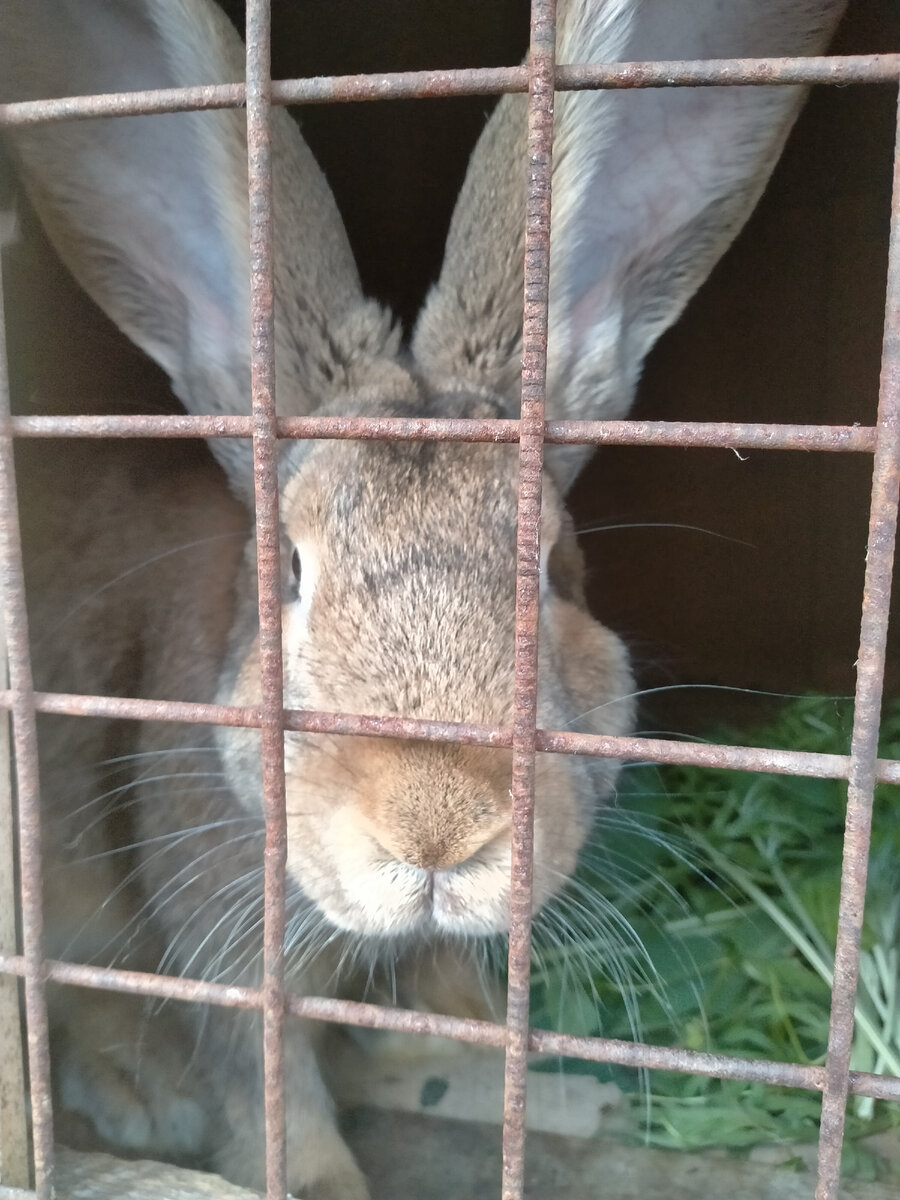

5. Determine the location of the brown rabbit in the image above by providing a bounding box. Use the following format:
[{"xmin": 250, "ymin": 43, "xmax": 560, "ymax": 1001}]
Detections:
[{"xmin": 1, "ymin": 0, "xmax": 846, "ymax": 1195}]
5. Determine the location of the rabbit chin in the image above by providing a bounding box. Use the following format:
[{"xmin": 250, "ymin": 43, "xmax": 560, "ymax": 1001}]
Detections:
[{"xmin": 287, "ymin": 816, "xmax": 568, "ymax": 939}]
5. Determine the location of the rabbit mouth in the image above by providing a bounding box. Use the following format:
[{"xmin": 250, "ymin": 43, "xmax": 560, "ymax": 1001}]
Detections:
[
  {"xmin": 290, "ymin": 800, "xmax": 576, "ymax": 939},
  {"xmin": 305, "ymin": 852, "xmax": 545, "ymax": 940},
  {"xmin": 428, "ymin": 865, "xmax": 507, "ymax": 935}
]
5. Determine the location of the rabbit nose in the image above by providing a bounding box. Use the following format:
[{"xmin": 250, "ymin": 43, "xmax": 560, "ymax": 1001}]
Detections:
[
  {"xmin": 371, "ymin": 745, "xmax": 512, "ymax": 871},
  {"xmin": 388, "ymin": 838, "xmax": 467, "ymax": 873},
  {"xmin": 374, "ymin": 819, "xmax": 505, "ymax": 873}
]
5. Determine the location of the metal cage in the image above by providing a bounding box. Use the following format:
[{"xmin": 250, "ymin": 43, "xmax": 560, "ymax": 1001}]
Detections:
[{"xmin": 1, "ymin": 2, "xmax": 899, "ymax": 1198}]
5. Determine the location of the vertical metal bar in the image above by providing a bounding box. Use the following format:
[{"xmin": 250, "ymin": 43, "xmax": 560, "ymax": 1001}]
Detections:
[
  {"xmin": 0, "ymin": 233, "xmax": 53, "ymax": 1195},
  {"xmin": 245, "ymin": 3, "xmax": 288, "ymax": 1198},
  {"xmin": 815, "ymin": 84, "xmax": 900, "ymax": 1200},
  {"xmin": 501, "ymin": 2, "xmax": 556, "ymax": 1198},
  {"xmin": 0, "ymin": 609, "xmax": 30, "ymax": 1190}
]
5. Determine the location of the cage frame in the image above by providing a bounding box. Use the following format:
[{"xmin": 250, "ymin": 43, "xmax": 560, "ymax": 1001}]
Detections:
[{"xmin": 0, "ymin": 2, "xmax": 899, "ymax": 1199}]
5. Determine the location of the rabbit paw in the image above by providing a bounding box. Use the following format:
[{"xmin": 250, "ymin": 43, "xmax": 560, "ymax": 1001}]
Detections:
[{"xmin": 55, "ymin": 1000, "xmax": 208, "ymax": 1160}]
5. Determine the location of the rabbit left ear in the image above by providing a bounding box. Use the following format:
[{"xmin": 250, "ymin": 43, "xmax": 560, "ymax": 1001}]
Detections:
[
  {"xmin": 413, "ymin": 0, "xmax": 847, "ymax": 489},
  {"xmin": 0, "ymin": 0, "xmax": 401, "ymax": 501}
]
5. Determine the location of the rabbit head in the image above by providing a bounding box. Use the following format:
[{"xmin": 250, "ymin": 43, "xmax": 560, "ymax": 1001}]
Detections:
[
  {"xmin": 1, "ymin": 0, "xmax": 846, "ymax": 949},
  {"xmin": 215, "ymin": 389, "xmax": 632, "ymax": 937}
]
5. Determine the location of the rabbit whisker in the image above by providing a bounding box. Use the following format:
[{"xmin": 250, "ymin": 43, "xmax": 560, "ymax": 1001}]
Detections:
[{"xmin": 576, "ymin": 520, "xmax": 755, "ymax": 549}]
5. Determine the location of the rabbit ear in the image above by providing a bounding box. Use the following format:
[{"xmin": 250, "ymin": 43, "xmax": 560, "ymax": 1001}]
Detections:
[
  {"xmin": 413, "ymin": 0, "xmax": 846, "ymax": 488},
  {"xmin": 0, "ymin": 0, "xmax": 398, "ymax": 499}
]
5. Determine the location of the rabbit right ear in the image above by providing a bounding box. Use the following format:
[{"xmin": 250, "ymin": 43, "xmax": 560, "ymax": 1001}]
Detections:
[
  {"xmin": 0, "ymin": 0, "xmax": 399, "ymax": 500},
  {"xmin": 413, "ymin": 0, "xmax": 847, "ymax": 489}
]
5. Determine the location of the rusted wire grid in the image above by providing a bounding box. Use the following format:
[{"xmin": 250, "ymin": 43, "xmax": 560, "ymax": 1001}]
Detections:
[
  {"xmin": 0, "ymin": 529, "xmax": 895, "ymax": 1167},
  {"xmin": 501, "ymin": 2, "xmax": 556, "ymax": 1196},
  {"xmin": 814, "ymin": 82, "xmax": 900, "ymax": 1200},
  {"xmin": 1, "ymin": 688, "xmax": 899, "ymax": 785},
  {"xmin": 0, "ymin": 228, "xmax": 54, "ymax": 1196},
  {"xmin": 0, "ymin": 951, "xmax": 897, "ymax": 1104},
  {"xmin": 0, "ymin": 22, "xmax": 897, "ymax": 1200},
  {"xmin": 5, "ymin": 412, "xmax": 881, "ymax": 452},
  {"xmin": 0, "ymin": 54, "xmax": 899, "ymax": 129},
  {"xmin": 244, "ymin": 2, "xmax": 289, "ymax": 1197}
]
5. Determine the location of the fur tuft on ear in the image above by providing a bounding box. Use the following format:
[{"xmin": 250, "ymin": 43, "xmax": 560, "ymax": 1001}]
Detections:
[
  {"xmin": 0, "ymin": 0, "xmax": 400, "ymax": 501},
  {"xmin": 413, "ymin": 0, "xmax": 846, "ymax": 489}
]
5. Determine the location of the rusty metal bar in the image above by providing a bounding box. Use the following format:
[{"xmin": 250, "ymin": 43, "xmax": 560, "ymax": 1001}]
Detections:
[
  {"xmin": 0, "ymin": 83, "xmax": 246, "ymax": 126},
  {"xmin": 544, "ymin": 419, "xmax": 876, "ymax": 452},
  {"xmin": 556, "ymin": 54, "xmax": 900, "ymax": 90},
  {"xmin": 0, "ymin": 952, "xmax": 897, "ymax": 1105},
  {"xmin": 502, "ymin": 4, "xmax": 556, "ymax": 1196},
  {"xmin": 0, "ymin": 576, "xmax": 29, "ymax": 1191},
  {"xmin": 6, "ymin": 412, "xmax": 879, "ymax": 453},
  {"xmin": 0, "ymin": 954, "xmax": 260, "ymax": 1010},
  {"xmin": 527, "ymin": 1028, "xmax": 899, "ymax": 1103},
  {"xmin": 815, "ymin": 84, "xmax": 900, "ymax": 1200},
  {"xmin": 245, "ymin": 2, "xmax": 289, "ymax": 1197},
  {"xmin": 1, "ymin": 687, "xmax": 899, "ymax": 784},
  {"xmin": 0, "ymin": 216, "xmax": 53, "ymax": 1197},
  {"xmin": 277, "ymin": 54, "xmax": 900, "ymax": 99},
  {"xmin": 1, "ymin": 54, "xmax": 899, "ymax": 129}
]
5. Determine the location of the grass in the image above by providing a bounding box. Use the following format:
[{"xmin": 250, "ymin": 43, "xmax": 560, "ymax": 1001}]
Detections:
[{"xmin": 529, "ymin": 697, "xmax": 900, "ymax": 1177}]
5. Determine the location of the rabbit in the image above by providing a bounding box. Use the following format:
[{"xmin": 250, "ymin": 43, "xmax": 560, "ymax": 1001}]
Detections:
[{"xmin": 0, "ymin": 0, "xmax": 847, "ymax": 1195}]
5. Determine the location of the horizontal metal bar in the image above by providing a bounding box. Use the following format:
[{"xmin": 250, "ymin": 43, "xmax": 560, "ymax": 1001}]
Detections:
[
  {"xmin": 5, "ymin": 687, "xmax": 899, "ymax": 784},
  {"xmin": 6, "ymin": 414, "xmax": 879, "ymax": 452},
  {"xmin": 529, "ymin": 1029, "xmax": 900, "ymax": 1104},
  {"xmin": 1, "ymin": 55, "xmax": 898, "ymax": 128},
  {"xmin": 547, "ymin": 420, "xmax": 876, "ymax": 452},
  {"xmin": 558, "ymin": 54, "xmax": 900, "ymax": 89},
  {"xmin": 0, "ymin": 954, "xmax": 896, "ymax": 1103},
  {"xmin": 538, "ymin": 729, "xmax": 900, "ymax": 786},
  {"xmin": 0, "ymin": 955, "xmax": 261, "ymax": 1009}
]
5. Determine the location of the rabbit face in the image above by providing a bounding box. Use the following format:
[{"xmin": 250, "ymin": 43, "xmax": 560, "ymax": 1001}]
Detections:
[{"xmin": 216, "ymin": 395, "xmax": 634, "ymax": 938}]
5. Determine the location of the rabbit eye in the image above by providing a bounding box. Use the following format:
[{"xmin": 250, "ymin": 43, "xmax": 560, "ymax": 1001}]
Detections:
[{"xmin": 291, "ymin": 547, "xmax": 301, "ymax": 586}]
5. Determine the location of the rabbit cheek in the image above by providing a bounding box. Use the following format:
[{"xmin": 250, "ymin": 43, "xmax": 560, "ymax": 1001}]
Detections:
[
  {"xmin": 305, "ymin": 805, "xmax": 431, "ymax": 936},
  {"xmin": 530, "ymin": 765, "xmax": 583, "ymax": 901},
  {"xmin": 550, "ymin": 601, "xmax": 635, "ymax": 741}
]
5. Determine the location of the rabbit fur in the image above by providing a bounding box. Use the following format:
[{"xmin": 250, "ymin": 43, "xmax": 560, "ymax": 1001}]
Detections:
[{"xmin": 1, "ymin": 0, "xmax": 846, "ymax": 1195}]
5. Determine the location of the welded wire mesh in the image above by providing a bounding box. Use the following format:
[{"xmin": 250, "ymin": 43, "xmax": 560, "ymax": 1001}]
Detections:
[{"xmin": 0, "ymin": 2, "xmax": 898, "ymax": 1199}]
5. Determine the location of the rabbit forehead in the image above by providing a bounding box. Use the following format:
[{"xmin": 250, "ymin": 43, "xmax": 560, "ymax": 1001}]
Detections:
[
  {"xmin": 278, "ymin": 441, "xmax": 564, "ymax": 726},
  {"xmin": 279, "ymin": 384, "xmax": 566, "ymax": 557},
  {"xmin": 282, "ymin": 436, "xmax": 522, "ymax": 552}
]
